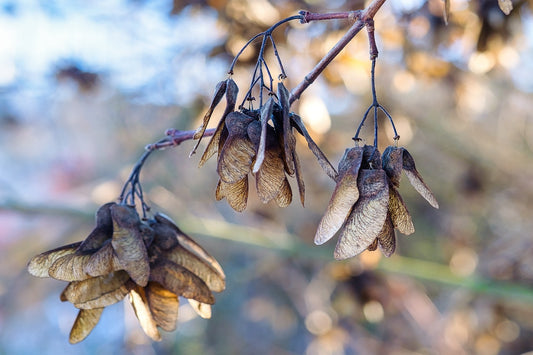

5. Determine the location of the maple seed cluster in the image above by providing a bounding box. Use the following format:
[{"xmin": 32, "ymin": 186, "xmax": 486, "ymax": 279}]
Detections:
[
  {"xmin": 28, "ymin": 202, "xmax": 225, "ymax": 343},
  {"xmin": 314, "ymin": 145, "xmax": 439, "ymax": 260},
  {"xmin": 192, "ymin": 78, "xmax": 326, "ymax": 211}
]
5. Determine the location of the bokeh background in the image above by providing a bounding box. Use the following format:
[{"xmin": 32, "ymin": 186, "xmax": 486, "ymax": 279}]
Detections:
[{"xmin": 1, "ymin": 0, "xmax": 533, "ymax": 354}]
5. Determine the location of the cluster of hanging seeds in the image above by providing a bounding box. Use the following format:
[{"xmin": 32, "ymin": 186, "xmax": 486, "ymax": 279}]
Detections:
[{"xmin": 27, "ymin": 8, "xmax": 439, "ymax": 344}]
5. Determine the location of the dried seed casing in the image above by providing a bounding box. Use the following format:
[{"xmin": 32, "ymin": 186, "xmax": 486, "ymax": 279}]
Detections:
[
  {"xmin": 69, "ymin": 308, "xmax": 104, "ymax": 344},
  {"xmin": 110, "ymin": 204, "xmax": 150, "ymax": 287},
  {"xmin": 217, "ymin": 112, "xmax": 256, "ymax": 184},
  {"xmin": 315, "ymin": 147, "xmax": 363, "ymax": 246},
  {"xmin": 146, "ymin": 282, "xmax": 179, "ymax": 331},
  {"xmin": 27, "ymin": 242, "xmax": 82, "ymax": 278},
  {"xmin": 334, "ymin": 169, "xmax": 389, "ymax": 260},
  {"xmin": 149, "ymin": 260, "xmax": 215, "ymax": 304}
]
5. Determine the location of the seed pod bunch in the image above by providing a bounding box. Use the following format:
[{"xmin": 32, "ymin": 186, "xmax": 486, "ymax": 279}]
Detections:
[
  {"xmin": 197, "ymin": 80, "xmax": 336, "ymax": 211},
  {"xmin": 314, "ymin": 145, "xmax": 438, "ymax": 260},
  {"xmin": 28, "ymin": 203, "xmax": 225, "ymax": 343}
]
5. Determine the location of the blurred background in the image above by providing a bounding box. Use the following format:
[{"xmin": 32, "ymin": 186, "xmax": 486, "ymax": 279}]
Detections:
[{"xmin": 1, "ymin": 0, "xmax": 533, "ymax": 354}]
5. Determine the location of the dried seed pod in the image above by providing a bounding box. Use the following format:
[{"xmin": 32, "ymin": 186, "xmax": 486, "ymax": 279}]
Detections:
[
  {"xmin": 139, "ymin": 224, "xmax": 155, "ymax": 247},
  {"xmin": 388, "ymin": 186, "xmax": 415, "ymax": 235},
  {"xmin": 274, "ymin": 177, "xmax": 292, "ymax": 208},
  {"xmin": 253, "ymin": 97, "xmax": 274, "ymax": 173},
  {"xmin": 338, "ymin": 147, "xmax": 363, "ymax": 178},
  {"xmin": 48, "ymin": 253, "xmax": 93, "ymax": 282},
  {"xmin": 198, "ymin": 78, "xmax": 238, "ymax": 164},
  {"xmin": 154, "ymin": 214, "xmax": 225, "ymax": 280},
  {"xmin": 362, "ymin": 145, "xmax": 382, "ymax": 169},
  {"xmin": 382, "ymin": 146, "xmax": 438, "ymax": 209},
  {"xmin": 129, "ymin": 285, "xmax": 161, "ymax": 341},
  {"xmin": 215, "ymin": 177, "xmax": 248, "ymax": 212},
  {"xmin": 149, "ymin": 260, "xmax": 215, "ymax": 304},
  {"xmin": 291, "ymin": 113, "xmax": 338, "ymax": 181},
  {"xmin": 27, "ymin": 242, "xmax": 81, "ymax": 278},
  {"xmin": 382, "ymin": 146, "xmax": 403, "ymax": 187},
  {"xmin": 334, "ymin": 169, "xmax": 389, "ymax": 260},
  {"xmin": 292, "ymin": 149, "xmax": 305, "ymax": 206},
  {"xmin": 150, "ymin": 221, "xmax": 180, "ymax": 250},
  {"xmin": 146, "ymin": 282, "xmax": 179, "ymax": 331},
  {"xmin": 278, "ymin": 82, "xmax": 296, "ymax": 175},
  {"xmin": 61, "ymin": 270, "xmax": 133, "ymax": 309},
  {"xmin": 199, "ymin": 117, "xmax": 227, "ymax": 167},
  {"xmin": 188, "ymin": 299, "xmax": 212, "ymax": 319},
  {"xmin": 315, "ymin": 147, "xmax": 363, "ymax": 246},
  {"xmin": 193, "ymin": 80, "xmax": 227, "ymax": 141},
  {"xmin": 217, "ymin": 112, "xmax": 256, "ymax": 184},
  {"xmin": 163, "ymin": 244, "xmax": 226, "ymax": 292},
  {"xmin": 84, "ymin": 240, "xmax": 122, "ymax": 277},
  {"xmin": 377, "ymin": 213, "xmax": 396, "ymax": 257},
  {"xmin": 401, "ymin": 149, "xmax": 439, "ymax": 209},
  {"xmin": 78, "ymin": 202, "xmax": 115, "ymax": 252},
  {"xmin": 69, "ymin": 308, "xmax": 104, "ymax": 344},
  {"xmin": 248, "ymin": 120, "xmax": 287, "ymax": 203},
  {"xmin": 110, "ymin": 204, "xmax": 150, "ymax": 287}
]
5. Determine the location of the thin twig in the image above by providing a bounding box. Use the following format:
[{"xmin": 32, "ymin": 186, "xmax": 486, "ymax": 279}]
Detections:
[{"xmin": 290, "ymin": 0, "xmax": 388, "ymax": 104}]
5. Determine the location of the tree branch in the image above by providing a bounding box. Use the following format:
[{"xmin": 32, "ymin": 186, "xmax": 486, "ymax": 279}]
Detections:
[{"xmin": 289, "ymin": 0, "xmax": 388, "ymax": 104}]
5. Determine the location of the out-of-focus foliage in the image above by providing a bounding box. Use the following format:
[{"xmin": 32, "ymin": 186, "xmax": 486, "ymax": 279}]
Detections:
[{"xmin": 2, "ymin": 0, "xmax": 533, "ymax": 354}]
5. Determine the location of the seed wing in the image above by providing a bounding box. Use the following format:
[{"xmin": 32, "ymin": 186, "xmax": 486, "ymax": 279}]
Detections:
[
  {"xmin": 163, "ymin": 244, "xmax": 225, "ymax": 292},
  {"xmin": 61, "ymin": 271, "xmax": 133, "ymax": 309},
  {"xmin": 27, "ymin": 242, "xmax": 81, "ymax": 278},
  {"xmin": 188, "ymin": 299, "xmax": 212, "ymax": 319},
  {"xmin": 334, "ymin": 169, "xmax": 389, "ymax": 260},
  {"xmin": 149, "ymin": 260, "xmax": 215, "ymax": 304},
  {"xmin": 48, "ymin": 253, "xmax": 92, "ymax": 281},
  {"xmin": 377, "ymin": 213, "xmax": 396, "ymax": 257},
  {"xmin": 129, "ymin": 285, "xmax": 161, "ymax": 341},
  {"xmin": 69, "ymin": 308, "xmax": 104, "ymax": 344},
  {"xmin": 146, "ymin": 282, "xmax": 179, "ymax": 331},
  {"xmin": 315, "ymin": 147, "xmax": 363, "ymax": 245},
  {"xmin": 111, "ymin": 205, "xmax": 150, "ymax": 287},
  {"xmin": 402, "ymin": 149, "xmax": 439, "ymax": 209},
  {"xmin": 388, "ymin": 186, "xmax": 415, "ymax": 235},
  {"xmin": 216, "ymin": 177, "xmax": 248, "ymax": 212}
]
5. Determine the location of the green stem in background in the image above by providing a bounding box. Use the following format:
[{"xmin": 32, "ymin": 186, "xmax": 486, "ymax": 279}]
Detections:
[{"xmin": 9, "ymin": 201, "xmax": 533, "ymax": 305}]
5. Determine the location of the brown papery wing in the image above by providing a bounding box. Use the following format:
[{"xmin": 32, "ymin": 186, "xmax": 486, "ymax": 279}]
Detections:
[
  {"xmin": 149, "ymin": 260, "xmax": 215, "ymax": 304},
  {"xmin": 188, "ymin": 299, "xmax": 212, "ymax": 319},
  {"xmin": 250, "ymin": 123, "xmax": 286, "ymax": 203},
  {"xmin": 377, "ymin": 213, "xmax": 396, "ymax": 257},
  {"xmin": 314, "ymin": 147, "xmax": 363, "ymax": 246},
  {"xmin": 274, "ymin": 177, "xmax": 293, "ymax": 208},
  {"xmin": 402, "ymin": 149, "xmax": 439, "ymax": 209},
  {"xmin": 291, "ymin": 114, "xmax": 338, "ymax": 181},
  {"xmin": 192, "ymin": 79, "xmax": 227, "ymax": 141},
  {"xmin": 193, "ymin": 78, "xmax": 238, "ymax": 157},
  {"xmin": 69, "ymin": 308, "xmax": 104, "ymax": 344},
  {"xmin": 388, "ymin": 186, "xmax": 415, "ymax": 235},
  {"xmin": 48, "ymin": 253, "xmax": 92, "ymax": 281},
  {"xmin": 217, "ymin": 113, "xmax": 255, "ymax": 184},
  {"xmin": 293, "ymin": 149, "xmax": 305, "ymax": 206},
  {"xmin": 334, "ymin": 169, "xmax": 389, "ymax": 260},
  {"xmin": 110, "ymin": 205, "xmax": 150, "ymax": 287},
  {"xmin": 163, "ymin": 244, "xmax": 226, "ymax": 292},
  {"xmin": 252, "ymin": 97, "xmax": 274, "ymax": 173},
  {"xmin": 129, "ymin": 285, "xmax": 161, "ymax": 341},
  {"xmin": 381, "ymin": 146, "xmax": 403, "ymax": 187},
  {"xmin": 27, "ymin": 242, "xmax": 81, "ymax": 278},
  {"xmin": 84, "ymin": 241, "xmax": 122, "ymax": 277},
  {"xmin": 154, "ymin": 215, "xmax": 225, "ymax": 280},
  {"xmin": 146, "ymin": 282, "xmax": 179, "ymax": 331},
  {"xmin": 216, "ymin": 177, "xmax": 248, "ymax": 212},
  {"xmin": 61, "ymin": 271, "xmax": 133, "ymax": 309}
]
